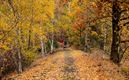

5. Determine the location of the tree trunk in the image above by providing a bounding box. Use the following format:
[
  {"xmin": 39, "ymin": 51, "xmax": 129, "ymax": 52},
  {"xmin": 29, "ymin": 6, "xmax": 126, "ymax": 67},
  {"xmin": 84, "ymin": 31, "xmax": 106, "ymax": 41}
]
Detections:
[
  {"xmin": 28, "ymin": 28, "xmax": 32, "ymax": 49},
  {"xmin": 40, "ymin": 37, "xmax": 44, "ymax": 56},
  {"xmin": 104, "ymin": 25, "xmax": 107, "ymax": 51},
  {"xmin": 17, "ymin": 47, "xmax": 22, "ymax": 73},
  {"xmin": 51, "ymin": 34, "xmax": 54, "ymax": 53},
  {"xmin": 16, "ymin": 27, "xmax": 22, "ymax": 73},
  {"xmin": 40, "ymin": 23, "xmax": 45, "ymax": 56},
  {"xmin": 44, "ymin": 43, "xmax": 47, "ymax": 54},
  {"xmin": 28, "ymin": 0, "xmax": 34, "ymax": 50},
  {"xmin": 7, "ymin": 0, "xmax": 23, "ymax": 73},
  {"xmin": 84, "ymin": 33, "xmax": 88, "ymax": 51},
  {"xmin": 110, "ymin": 0, "xmax": 121, "ymax": 64}
]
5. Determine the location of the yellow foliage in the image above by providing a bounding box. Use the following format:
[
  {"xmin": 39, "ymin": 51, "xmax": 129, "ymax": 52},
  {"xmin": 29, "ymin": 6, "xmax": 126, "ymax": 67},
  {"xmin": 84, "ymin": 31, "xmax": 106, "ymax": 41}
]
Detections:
[
  {"xmin": 91, "ymin": 31, "xmax": 98, "ymax": 36},
  {"xmin": 0, "ymin": 44, "xmax": 10, "ymax": 50}
]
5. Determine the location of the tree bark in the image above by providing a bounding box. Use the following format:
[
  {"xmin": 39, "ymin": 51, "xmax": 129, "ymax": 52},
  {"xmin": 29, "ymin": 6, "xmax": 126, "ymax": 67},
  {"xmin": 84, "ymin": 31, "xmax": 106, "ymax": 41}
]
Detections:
[
  {"xmin": 40, "ymin": 37, "xmax": 45, "ymax": 56},
  {"xmin": 15, "ymin": 27, "xmax": 22, "ymax": 73},
  {"xmin": 28, "ymin": 27, "xmax": 32, "ymax": 49},
  {"xmin": 51, "ymin": 34, "xmax": 54, "ymax": 53},
  {"xmin": 110, "ymin": 0, "xmax": 121, "ymax": 64},
  {"xmin": 7, "ymin": 0, "xmax": 23, "ymax": 73},
  {"xmin": 28, "ymin": 0, "xmax": 34, "ymax": 50},
  {"xmin": 103, "ymin": 25, "xmax": 107, "ymax": 51},
  {"xmin": 84, "ymin": 33, "xmax": 88, "ymax": 52},
  {"xmin": 39, "ymin": 23, "xmax": 45, "ymax": 56}
]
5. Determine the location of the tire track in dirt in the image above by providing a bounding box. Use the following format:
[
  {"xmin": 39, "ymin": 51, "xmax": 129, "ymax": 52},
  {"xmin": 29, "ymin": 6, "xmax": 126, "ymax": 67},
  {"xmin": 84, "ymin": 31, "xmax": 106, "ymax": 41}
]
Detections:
[{"xmin": 62, "ymin": 50, "xmax": 79, "ymax": 80}]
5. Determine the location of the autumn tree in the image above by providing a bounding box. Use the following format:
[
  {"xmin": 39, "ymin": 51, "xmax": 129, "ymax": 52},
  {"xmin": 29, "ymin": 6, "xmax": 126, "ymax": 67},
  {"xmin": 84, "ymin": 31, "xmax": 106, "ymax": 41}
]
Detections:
[
  {"xmin": 94, "ymin": 0, "xmax": 129, "ymax": 64},
  {"xmin": 110, "ymin": 0, "xmax": 129, "ymax": 64}
]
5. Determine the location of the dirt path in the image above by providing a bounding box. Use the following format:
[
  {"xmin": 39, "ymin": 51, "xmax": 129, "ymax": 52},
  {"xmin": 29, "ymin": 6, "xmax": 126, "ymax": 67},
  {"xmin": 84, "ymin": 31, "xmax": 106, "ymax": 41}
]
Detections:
[
  {"xmin": 62, "ymin": 50, "xmax": 78, "ymax": 80},
  {"xmin": 5, "ymin": 49, "xmax": 126, "ymax": 80}
]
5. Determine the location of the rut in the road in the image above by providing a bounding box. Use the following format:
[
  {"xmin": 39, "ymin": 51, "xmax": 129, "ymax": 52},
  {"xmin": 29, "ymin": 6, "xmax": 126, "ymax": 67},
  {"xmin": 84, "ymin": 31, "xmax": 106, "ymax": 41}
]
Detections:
[{"xmin": 62, "ymin": 50, "xmax": 78, "ymax": 80}]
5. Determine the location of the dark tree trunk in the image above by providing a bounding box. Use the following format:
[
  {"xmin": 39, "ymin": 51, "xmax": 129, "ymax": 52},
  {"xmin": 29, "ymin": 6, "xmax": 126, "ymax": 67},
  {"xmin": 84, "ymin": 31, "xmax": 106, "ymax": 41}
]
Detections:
[
  {"xmin": 28, "ymin": 0, "xmax": 34, "ymax": 50},
  {"xmin": 110, "ymin": 0, "xmax": 121, "ymax": 64},
  {"xmin": 28, "ymin": 28, "xmax": 32, "ymax": 50},
  {"xmin": 100, "ymin": 40, "xmax": 104, "ymax": 50}
]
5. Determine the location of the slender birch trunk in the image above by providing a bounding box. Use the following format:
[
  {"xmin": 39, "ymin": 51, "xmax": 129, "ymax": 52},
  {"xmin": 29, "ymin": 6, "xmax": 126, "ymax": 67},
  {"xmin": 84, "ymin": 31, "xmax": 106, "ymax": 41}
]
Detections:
[
  {"xmin": 15, "ymin": 27, "xmax": 22, "ymax": 73},
  {"xmin": 28, "ymin": 0, "xmax": 34, "ymax": 49},
  {"xmin": 39, "ymin": 22, "xmax": 45, "ymax": 56},
  {"xmin": 51, "ymin": 33, "xmax": 54, "ymax": 53},
  {"xmin": 40, "ymin": 37, "xmax": 44, "ymax": 56},
  {"xmin": 104, "ymin": 25, "xmax": 107, "ymax": 51}
]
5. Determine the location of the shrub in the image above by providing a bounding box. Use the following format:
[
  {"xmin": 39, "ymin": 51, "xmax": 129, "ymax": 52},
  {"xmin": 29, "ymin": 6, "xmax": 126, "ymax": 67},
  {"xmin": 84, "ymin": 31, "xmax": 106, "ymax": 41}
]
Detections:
[
  {"xmin": 0, "ymin": 50, "xmax": 16, "ymax": 79},
  {"xmin": 0, "ymin": 49, "xmax": 38, "ymax": 79},
  {"xmin": 22, "ymin": 50, "xmax": 38, "ymax": 67}
]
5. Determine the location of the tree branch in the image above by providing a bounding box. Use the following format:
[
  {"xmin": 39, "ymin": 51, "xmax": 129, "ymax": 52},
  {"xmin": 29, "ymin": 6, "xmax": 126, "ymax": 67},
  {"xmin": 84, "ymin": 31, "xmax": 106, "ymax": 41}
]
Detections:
[
  {"xmin": 0, "ymin": 20, "xmax": 19, "ymax": 41},
  {"xmin": 120, "ymin": 16, "xmax": 129, "ymax": 21},
  {"xmin": 8, "ymin": 0, "xmax": 16, "ymax": 16},
  {"xmin": 85, "ymin": 15, "xmax": 111, "ymax": 23},
  {"xmin": 118, "ymin": 0, "xmax": 129, "ymax": 5},
  {"xmin": 123, "ymin": 22, "xmax": 129, "ymax": 26},
  {"xmin": 121, "ymin": 40, "xmax": 129, "ymax": 43},
  {"xmin": 123, "ymin": 46, "xmax": 129, "ymax": 54},
  {"xmin": 120, "ymin": 46, "xmax": 129, "ymax": 61}
]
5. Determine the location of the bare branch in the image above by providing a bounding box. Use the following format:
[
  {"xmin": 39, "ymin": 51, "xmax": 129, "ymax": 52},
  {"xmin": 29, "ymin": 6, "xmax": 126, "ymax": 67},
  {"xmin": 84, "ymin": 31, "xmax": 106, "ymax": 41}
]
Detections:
[
  {"xmin": 121, "ymin": 40, "xmax": 129, "ymax": 43},
  {"xmin": 123, "ymin": 22, "xmax": 129, "ymax": 26},
  {"xmin": 120, "ymin": 16, "xmax": 129, "ymax": 21}
]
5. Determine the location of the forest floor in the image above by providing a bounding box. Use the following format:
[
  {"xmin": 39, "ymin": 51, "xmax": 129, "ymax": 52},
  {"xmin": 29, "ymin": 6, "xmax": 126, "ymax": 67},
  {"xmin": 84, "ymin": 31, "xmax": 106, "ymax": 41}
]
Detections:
[{"xmin": 4, "ymin": 48, "xmax": 128, "ymax": 80}]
